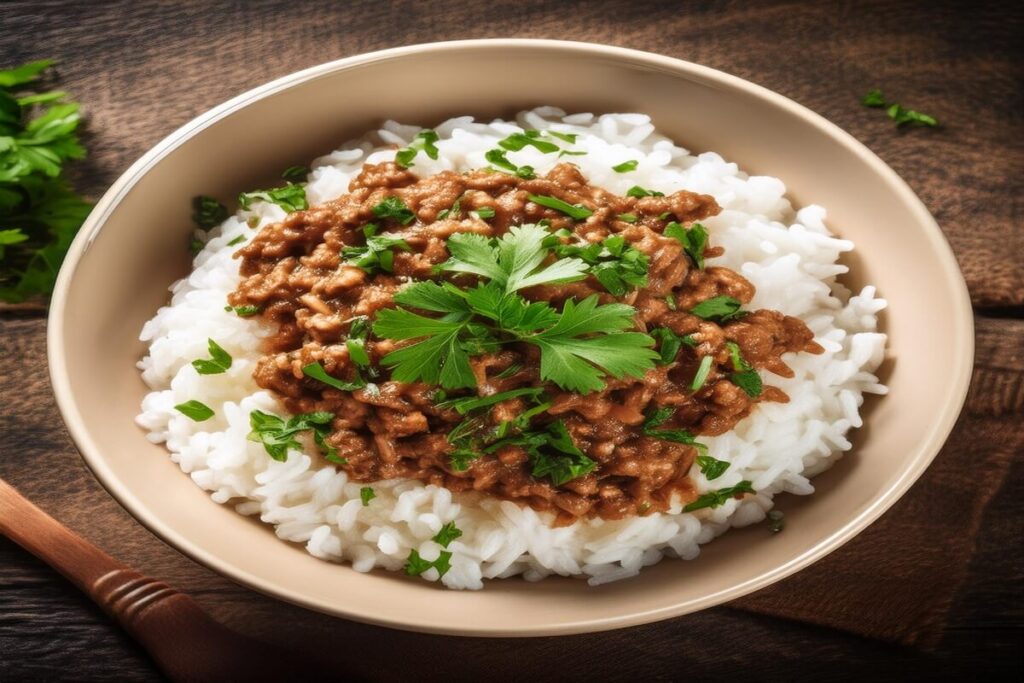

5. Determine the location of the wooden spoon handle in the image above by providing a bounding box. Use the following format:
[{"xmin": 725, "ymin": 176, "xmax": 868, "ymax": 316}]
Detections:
[{"xmin": 0, "ymin": 477, "xmax": 315, "ymax": 682}]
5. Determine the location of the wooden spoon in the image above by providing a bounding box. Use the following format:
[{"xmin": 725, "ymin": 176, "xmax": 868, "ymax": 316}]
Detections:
[{"xmin": 0, "ymin": 476, "xmax": 340, "ymax": 682}]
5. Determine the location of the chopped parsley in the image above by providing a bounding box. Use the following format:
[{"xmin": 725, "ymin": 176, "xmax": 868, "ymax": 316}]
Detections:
[
  {"xmin": 437, "ymin": 198, "xmax": 461, "ymax": 220},
  {"xmin": 192, "ymin": 196, "xmax": 229, "ymax": 229},
  {"xmin": 547, "ymin": 131, "xmax": 577, "ymax": 143},
  {"xmin": 360, "ymin": 486, "xmax": 376, "ymax": 506},
  {"xmin": 725, "ymin": 341, "xmax": 763, "ymax": 397},
  {"xmin": 433, "ymin": 521, "xmax": 462, "ymax": 547},
  {"xmin": 617, "ymin": 213, "xmax": 638, "ymax": 223},
  {"xmin": 665, "ymin": 221, "xmax": 709, "ymax": 269},
  {"xmin": 527, "ymin": 194, "xmax": 593, "ymax": 220},
  {"xmin": 690, "ymin": 295, "xmax": 745, "ymax": 322},
  {"xmin": 649, "ymin": 327, "xmax": 692, "ymax": 365},
  {"xmin": 690, "ymin": 354, "xmax": 714, "ymax": 391},
  {"xmin": 175, "ymin": 400, "xmax": 214, "ymax": 422},
  {"xmin": 484, "ymin": 148, "xmax": 535, "ymax": 179},
  {"xmin": 342, "ymin": 232, "xmax": 411, "ymax": 273},
  {"xmin": 626, "ymin": 185, "xmax": 664, "ymax": 198},
  {"xmin": 395, "ymin": 129, "xmax": 440, "ymax": 168},
  {"xmin": 472, "ymin": 206, "xmax": 496, "ymax": 220},
  {"xmin": 302, "ymin": 361, "xmax": 365, "ymax": 392},
  {"xmin": 861, "ymin": 89, "xmax": 938, "ymax": 128},
  {"xmin": 437, "ymin": 387, "xmax": 546, "ymax": 414},
  {"xmin": 371, "ymin": 196, "xmax": 416, "ymax": 225},
  {"xmin": 226, "ymin": 235, "xmax": 246, "ymax": 247},
  {"xmin": 612, "ymin": 160, "xmax": 638, "ymax": 173},
  {"xmin": 403, "ymin": 549, "xmax": 453, "ymax": 577},
  {"xmin": 345, "ymin": 317, "xmax": 371, "ymax": 367},
  {"xmin": 238, "ymin": 184, "xmax": 307, "ymax": 212},
  {"xmin": 280, "ymin": 165, "xmax": 310, "ymax": 183},
  {"xmin": 695, "ymin": 454, "xmax": 730, "ymax": 480},
  {"xmin": 684, "ymin": 481, "xmax": 755, "ymax": 512},
  {"xmin": 191, "ymin": 338, "xmax": 232, "ymax": 375},
  {"xmin": 552, "ymin": 233, "xmax": 649, "ymax": 296},
  {"xmin": 483, "ymin": 420, "xmax": 595, "ymax": 486},
  {"xmin": 247, "ymin": 409, "xmax": 342, "ymax": 463},
  {"xmin": 225, "ymin": 304, "xmax": 260, "ymax": 317},
  {"xmin": 641, "ymin": 406, "xmax": 707, "ymax": 453},
  {"xmin": 373, "ymin": 225, "xmax": 657, "ymax": 393},
  {"xmin": 498, "ymin": 131, "xmax": 559, "ymax": 154}
]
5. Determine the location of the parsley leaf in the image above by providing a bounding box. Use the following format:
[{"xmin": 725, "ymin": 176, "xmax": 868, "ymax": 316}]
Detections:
[
  {"xmin": 887, "ymin": 103, "xmax": 938, "ymax": 127},
  {"xmin": 547, "ymin": 130, "xmax": 577, "ymax": 143},
  {"xmin": 617, "ymin": 213, "xmax": 638, "ymax": 223},
  {"xmin": 395, "ymin": 129, "xmax": 440, "ymax": 168},
  {"xmin": 664, "ymin": 221, "xmax": 709, "ymax": 269},
  {"xmin": 437, "ymin": 387, "xmax": 546, "ymax": 414},
  {"xmin": 484, "ymin": 148, "xmax": 535, "ymax": 179},
  {"xmin": 649, "ymin": 327, "xmax": 692, "ymax": 365},
  {"xmin": 302, "ymin": 361, "xmax": 366, "ymax": 392},
  {"xmin": 372, "ymin": 309, "xmax": 478, "ymax": 389},
  {"xmin": 403, "ymin": 549, "xmax": 453, "ymax": 577},
  {"xmin": 695, "ymin": 454, "xmax": 730, "ymax": 480},
  {"xmin": 191, "ymin": 338, "xmax": 232, "ymax": 375},
  {"xmin": 371, "ymin": 196, "xmax": 415, "ymax": 225},
  {"xmin": 360, "ymin": 486, "xmax": 376, "ymax": 506},
  {"xmin": 342, "ymin": 233, "xmax": 411, "ymax": 273},
  {"xmin": 725, "ymin": 341, "xmax": 763, "ymax": 397},
  {"xmin": 626, "ymin": 185, "xmax": 664, "ymax": 198},
  {"xmin": 684, "ymin": 481, "xmax": 755, "ymax": 512},
  {"xmin": 175, "ymin": 400, "xmax": 214, "ymax": 422},
  {"xmin": 433, "ymin": 521, "xmax": 463, "ymax": 547},
  {"xmin": 612, "ymin": 160, "xmax": 638, "ymax": 173},
  {"xmin": 641, "ymin": 406, "xmax": 707, "ymax": 453},
  {"xmin": 225, "ymin": 304, "xmax": 260, "ymax": 317},
  {"xmin": 498, "ymin": 131, "xmax": 559, "ymax": 154},
  {"xmin": 690, "ymin": 295, "xmax": 744, "ymax": 322},
  {"xmin": 238, "ymin": 184, "xmax": 307, "ymax": 212},
  {"xmin": 247, "ymin": 409, "xmax": 338, "ymax": 462},
  {"xmin": 192, "ymin": 196, "xmax": 228, "ymax": 229},
  {"xmin": 487, "ymin": 420, "xmax": 596, "ymax": 485},
  {"xmin": 527, "ymin": 194, "xmax": 593, "ymax": 220},
  {"xmin": 472, "ymin": 206, "xmax": 496, "ymax": 219},
  {"xmin": 226, "ymin": 235, "xmax": 246, "ymax": 247},
  {"xmin": 552, "ymin": 234, "xmax": 648, "ymax": 296}
]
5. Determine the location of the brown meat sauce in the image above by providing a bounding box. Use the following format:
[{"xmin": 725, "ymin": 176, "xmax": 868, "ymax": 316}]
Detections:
[{"xmin": 230, "ymin": 162, "xmax": 821, "ymax": 524}]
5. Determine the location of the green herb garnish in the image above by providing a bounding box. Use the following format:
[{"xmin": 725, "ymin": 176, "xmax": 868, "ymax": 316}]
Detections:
[
  {"xmin": 695, "ymin": 454, "xmax": 730, "ymax": 480},
  {"xmin": 247, "ymin": 409, "xmax": 339, "ymax": 462},
  {"xmin": 302, "ymin": 361, "xmax": 365, "ymax": 392},
  {"xmin": 626, "ymin": 185, "xmax": 664, "ymax": 198},
  {"xmin": 342, "ymin": 233, "xmax": 411, "ymax": 273},
  {"xmin": 238, "ymin": 184, "xmax": 308, "ymax": 212},
  {"xmin": 226, "ymin": 235, "xmax": 246, "ymax": 247},
  {"xmin": 552, "ymin": 234, "xmax": 649, "ymax": 296},
  {"xmin": 437, "ymin": 198, "xmax": 461, "ymax": 220},
  {"xmin": 360, "ymin": 486, "xmax": 376, "ymax": 506},
  {"xmin": 225, "ymin": 304, "xmax": 260, "ymax": 317},
  {"xmin": 437, "ymin": 387, "xmax": 546, "ymax": 414},
  {"xmin": 281, "ymin": 165, "xmax": 310, "ymax": 182},
  {"xmin": 612, "ymin": 160, "xmax": 638, "ymax": 173},
  {"xmin": 617, "ymin": 213, "xmax": 638, "ymax": 223},
  {"xmin": 526, "ymin": 194, "xmax": 593, "ymax": 220},
  {"xmin": 484, "ymin": 148, "xmax": 535, "ymax": 179},
  {"xmin": 371, "ymin": 196, "xmax": 416, "ymax": 225},
  {"xmin": 649, "ymin": 327, "xmax": 685, "ymax": 365},
  {"xmin": 684, "ymin": 481, "xmax": 755, "ymax": 512},
  {"xmin": 664, "ymin": 221, "xmax": 709, "ymax": 270},
  {"xmin": 433, "ymin": 521, "xmax": 463, "ymax": 547},
  {"xmin": 0, "ymin": 59, "xmax": 92, "ymax": 303},
  {"xmin": 472, "ymin": 206, "xmax": 496, "ymax": 220},
  {"xmin": 641, "ymin": 406, "xmax": 707, "ymax": 453},
  {"xmin": 690, "ymin": 354, "xmax": 713, "ymax": 391},
  {"xmin": 725, "ymin": 341, "xmax": 763, "ymax": 397},
  {"xmin": 175, "ymin": 400, "xmax": 214, "ymax": 422},
  {"xmin": 191, "ymin": 338, "xmax": 232, "ymax": 375},
  {"xmin": 861, "ymin": 89, "xmax": 938, "ymax": 128},
  {"xmin": 403, "ymin": 549, "xmax": 453, "ymax": 577},
  {"xmin": 690, "ymin": 295, "xmax": 744, "ymax": 322},
  {"xmin": 395, "ymin": 129, "xmax": 440, "ymax": 168},
  {"xmin": 498, "ymin": 131, "xmax": 559, "ymax": 154},
  {"xmin": 547, "ymin": 131, "xmax": 577, "ymax": 143}
]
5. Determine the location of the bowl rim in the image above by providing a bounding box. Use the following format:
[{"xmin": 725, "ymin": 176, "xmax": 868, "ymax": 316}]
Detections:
[{"xmin": 47, "ymin": 38, "xmax": 974, "ymax": 636}]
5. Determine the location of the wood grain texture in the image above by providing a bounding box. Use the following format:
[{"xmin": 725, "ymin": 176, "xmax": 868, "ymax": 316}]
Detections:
[{"xmin": 1, "ymin": 0, "xmax": 1022, "ymax": 680}]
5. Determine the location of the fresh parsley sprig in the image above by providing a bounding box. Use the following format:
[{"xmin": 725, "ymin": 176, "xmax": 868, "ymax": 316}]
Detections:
[
  {"xmin": 247, "ymin": 409, "xmax": 344, "ymax": 463},
  {"xmin": 395, "ymin": 129, "xmax": 440, "ymax": 168},
  {"xmin": 551, "ymin": 234, "xmax": 649, "ymax": 296},
  {"xmin": 641, "ymin": 406, "xmax": 707, "ymax": 454},
  {"xmin": 665, "ymin": 221, "xmax": 709, "ymax": 270}
]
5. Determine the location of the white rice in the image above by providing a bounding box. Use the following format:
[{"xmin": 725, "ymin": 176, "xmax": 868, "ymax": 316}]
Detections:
[{"xmin": 136, "ymin": 107, "xmax": 888, "ymax": 589}]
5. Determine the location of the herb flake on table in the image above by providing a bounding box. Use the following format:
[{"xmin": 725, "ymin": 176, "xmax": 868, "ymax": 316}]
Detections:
[{"xmin": 860, "ymin": 89, "xmax": 939, "ymax": 128}]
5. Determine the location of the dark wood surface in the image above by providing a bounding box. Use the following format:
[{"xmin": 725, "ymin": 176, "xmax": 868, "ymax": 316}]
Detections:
[{"xmin": 2, "ymin": 0, "xmax": 1022, "ymax": 680}]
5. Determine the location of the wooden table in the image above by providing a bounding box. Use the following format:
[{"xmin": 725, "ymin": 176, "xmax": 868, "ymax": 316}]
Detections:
[{"xmin": 2, "ymin": 1, "xmax": 1021, "ymax": 679}]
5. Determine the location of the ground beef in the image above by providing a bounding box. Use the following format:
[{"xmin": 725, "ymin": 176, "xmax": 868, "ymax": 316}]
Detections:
[{"xmin": 230, "ymin": 162, "xmax": 821, "ymax": 524}]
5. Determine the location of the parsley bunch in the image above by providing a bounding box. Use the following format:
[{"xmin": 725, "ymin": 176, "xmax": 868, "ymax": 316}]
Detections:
[
  {"xmin": 0, "ymin": 59, "xmax": 91, "ymax": 304},
  {"xmin": 372, "ymin": 224, "xmax": 660, "ymax": 394}
]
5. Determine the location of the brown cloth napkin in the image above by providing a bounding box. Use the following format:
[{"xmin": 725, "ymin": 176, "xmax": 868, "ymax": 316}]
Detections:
[{"xmin": 732, "ymin": 317, "xmax": 1024, "ymax": 647}]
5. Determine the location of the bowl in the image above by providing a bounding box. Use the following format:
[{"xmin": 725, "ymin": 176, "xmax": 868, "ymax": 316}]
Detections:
[{"xmin": 47, "ymin": 39, "xmax": 973, "ymax": 636}]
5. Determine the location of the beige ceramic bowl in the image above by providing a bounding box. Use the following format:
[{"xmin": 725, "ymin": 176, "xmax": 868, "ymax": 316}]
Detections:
[{"xmin": 48, "ymin": 40, "xmax": 973, "ymax": 636}]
